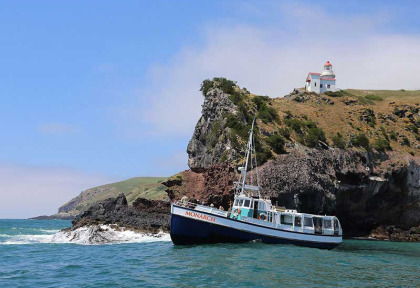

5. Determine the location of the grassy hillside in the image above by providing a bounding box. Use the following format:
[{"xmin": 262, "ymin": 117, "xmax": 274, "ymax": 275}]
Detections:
[
  {"xmin": 58, "ymin": 177, "xmax": 168, "ymax": 215},
  {"xmin": 270, "ymin": 89, "xmax": 420, "ymax": 155}
]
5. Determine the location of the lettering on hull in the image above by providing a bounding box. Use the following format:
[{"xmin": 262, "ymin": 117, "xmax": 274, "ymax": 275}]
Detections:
[{"xmin": 185, "ymin": 211, "xmax": 216, "ymax": 222}]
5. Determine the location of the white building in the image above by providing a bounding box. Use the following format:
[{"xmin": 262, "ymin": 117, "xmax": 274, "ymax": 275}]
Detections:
[{"xmin": 305, "ymin": 61, "xmax": 336, "ymax": 94}]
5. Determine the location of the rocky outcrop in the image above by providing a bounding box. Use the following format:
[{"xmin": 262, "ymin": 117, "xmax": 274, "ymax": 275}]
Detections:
[
  {"xmin": 163, "ymin": 164, "xmax": 238, "ymax": 209},
  {"xmin": 70, "ymin": 194, "xmax": 170, "ymax": 233},
  {"xmin": 257, "ymin": 146, "xmax": 420, "ymax": 237},
  {"xmin": 187, "ymin": 87, "xmax": 241, "ymax": 170}
]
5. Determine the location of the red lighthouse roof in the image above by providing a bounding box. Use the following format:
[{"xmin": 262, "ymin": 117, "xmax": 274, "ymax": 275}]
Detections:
[{"xmin": 324, "ymin": 61, "xmax": 332, "ymax": 66}]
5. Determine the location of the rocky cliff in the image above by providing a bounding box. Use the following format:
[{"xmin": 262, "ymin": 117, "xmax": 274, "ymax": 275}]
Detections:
[{"xmin": 166, "ymin": 78, "xmax": 420, "ymax": 241}]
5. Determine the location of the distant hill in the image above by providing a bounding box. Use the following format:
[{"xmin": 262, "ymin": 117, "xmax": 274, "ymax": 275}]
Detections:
[{"xmin": 56, "ymin": 177, "xmax": 168, "ymax": 217}]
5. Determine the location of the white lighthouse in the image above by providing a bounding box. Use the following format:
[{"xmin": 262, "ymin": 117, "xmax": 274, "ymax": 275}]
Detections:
[{"xmin": 305, "ymin": 61, "xmax": 336, "ymax": 93}]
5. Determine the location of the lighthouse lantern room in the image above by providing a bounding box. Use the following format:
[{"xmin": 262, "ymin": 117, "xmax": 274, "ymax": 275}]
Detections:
[{"xmin": 305, "ymin": 61, "xmax": 336, "ymax": 94}]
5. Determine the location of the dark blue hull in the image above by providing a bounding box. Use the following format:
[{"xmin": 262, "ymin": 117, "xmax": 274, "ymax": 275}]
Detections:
[{"xmin": 170, "ymin": 213, "xmax": 340, "ymax": 250}]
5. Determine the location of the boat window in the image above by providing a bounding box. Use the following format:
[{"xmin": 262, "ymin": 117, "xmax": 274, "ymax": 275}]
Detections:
[
  {"xmin": 259, "ymin": 202, "xmax": 265, "ymax": 211},
  {"xmin": 304, "ymin": 217, "xmax": 313, "ymax": 227},
  {"xmin": 234, "ymin": 199, "xmax": 238, "ymax": 206},
  {"xmin": 294, "ymin": 216, "xmax": 301, "ymax": 227},
  {"xmin": 238, "ymin": 199, "xmax": 244, "ymax": 207},
  {"xmin": 281, "ymin": 214, "xmax": 293, "ymax": 226},
  {"xmin": 324, "ymin": 219, "xmax": 332, "ymax": 229},
  {"xmin": 244, "ymin": 199, "xmax": 250, "ymax": 208}
]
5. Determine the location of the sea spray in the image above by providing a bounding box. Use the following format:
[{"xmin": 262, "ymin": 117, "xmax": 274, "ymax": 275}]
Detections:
[{"xmin": 52, "ymin": 224, "xmax": 170, "ymax": 245}]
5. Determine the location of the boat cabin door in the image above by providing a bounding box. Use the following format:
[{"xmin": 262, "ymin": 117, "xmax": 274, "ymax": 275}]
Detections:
[
  {"xmin": 313, "ymin": 217, "xmax": 323, "ymax": 234},
  {"xmin": 253, "ymin": 200, "xmax": 259, "ymax": 219}
]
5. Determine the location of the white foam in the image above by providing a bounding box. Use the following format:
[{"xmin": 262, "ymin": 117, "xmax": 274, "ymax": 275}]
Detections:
[
  {"xmin": 1, "ymin": 234, "xmax": 54, "ymax": 245},
  {"xmin": 52, "ymin": 225, "xmax": 171, "ymax": 245},
  {"xmin": 1, "ymin": 225, "xmax": 170, "ymax": 245}
]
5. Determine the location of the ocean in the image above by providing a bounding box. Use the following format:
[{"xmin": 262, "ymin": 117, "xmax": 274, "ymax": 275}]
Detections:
[{"xmin": 0, "ymin": 219, "xmax": 419, "ymax": 288}]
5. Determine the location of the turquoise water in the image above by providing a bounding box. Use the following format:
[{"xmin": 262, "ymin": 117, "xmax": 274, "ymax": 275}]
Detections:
[{"xmin": 0, "ymin": 220, "xmax": 419, "ymax": 287}]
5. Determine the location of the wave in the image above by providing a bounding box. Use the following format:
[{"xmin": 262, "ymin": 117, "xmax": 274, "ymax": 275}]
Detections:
[
  {"xmin": 1, "ymin": 225, "xmax": 170, "ymax": 245},
  {"xmin": 1, "ymin": 234, "xmax": 55, "ymax": 245}
]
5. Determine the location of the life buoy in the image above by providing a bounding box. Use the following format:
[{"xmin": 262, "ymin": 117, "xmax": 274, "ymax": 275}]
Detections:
[
  {"xmin": 233, "ymin": 208, "xmax": 241, "ymax": 216},
  {"xmin": 259, "ymin": 213, "xmax": 267, "ymax": 221}
]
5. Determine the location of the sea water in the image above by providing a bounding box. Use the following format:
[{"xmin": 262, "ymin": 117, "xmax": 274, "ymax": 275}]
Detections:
[{"xmin": 0, "ymin": 219, "xmax": 419, "ymax": 288}]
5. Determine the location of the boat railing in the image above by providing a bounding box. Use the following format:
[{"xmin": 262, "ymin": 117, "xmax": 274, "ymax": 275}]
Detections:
[
  {"xmin": 242, "ymin": 216, "xmax": 277, "ymax": 229},
  {"xmin": 173, "ymin": 200, "xmax": 228, "ymax": 217}
]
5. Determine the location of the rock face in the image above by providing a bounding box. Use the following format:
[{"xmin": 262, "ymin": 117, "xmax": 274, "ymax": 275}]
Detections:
[
  {"xmin": 163, "ymin": 164, "xmax": 238, "ymax": 209},
  {"xmin": 71, "ymin": 194, "xmax": 170, "ymax": 233},
  {"xmin": 187, "ymin": 87, "xmax": 240, "ymax": 170},
  {"xmin": 257, "ymin": 146, "xmax": 420, "ymax": 237}
]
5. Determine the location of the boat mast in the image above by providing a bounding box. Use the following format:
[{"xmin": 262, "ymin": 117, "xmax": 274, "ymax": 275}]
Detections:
[{"xmin": 240, "ymin": 118, "xmax": 255, "ymax": 196}]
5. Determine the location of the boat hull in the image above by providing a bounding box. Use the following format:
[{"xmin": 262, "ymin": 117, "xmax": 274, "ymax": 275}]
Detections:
[{"xmin": 170, "ymin": 205, "xmax": 341, "ymax": 249}]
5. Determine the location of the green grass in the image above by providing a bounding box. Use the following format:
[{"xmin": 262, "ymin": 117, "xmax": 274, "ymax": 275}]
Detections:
[{"xmin": 60, "ymin": 177, "xmax": 168, "ymax": 215}]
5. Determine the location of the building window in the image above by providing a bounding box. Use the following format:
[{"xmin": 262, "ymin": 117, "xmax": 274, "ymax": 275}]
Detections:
[
  {"xmin": 327, "ymin": 84, "xmax": 331, "ymax": 88},
  {"xmin": 314, "ymin": 82, "xmax": 316, "ymax": 87},
  {"xmin": 320, "ymin": 84, "xmax": 323, "ymax": 88}
]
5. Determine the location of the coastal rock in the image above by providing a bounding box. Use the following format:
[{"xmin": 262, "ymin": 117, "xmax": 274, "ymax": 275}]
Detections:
[
  {"xmin": 53, "ymin": 224, "xmax": 169, "ymax": 244},
  {"xmin": 187, "ymin": 87, "xmax": 240, "ymax": 170},
  {"xmin": 71, "ymin": 194, "xmax": 170, "ymax": 233}
]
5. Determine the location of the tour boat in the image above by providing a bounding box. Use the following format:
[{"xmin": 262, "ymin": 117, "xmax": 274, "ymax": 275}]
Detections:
[{"xmin": 170, "ymin": 120, "xmax": 343, "ymax": 249}]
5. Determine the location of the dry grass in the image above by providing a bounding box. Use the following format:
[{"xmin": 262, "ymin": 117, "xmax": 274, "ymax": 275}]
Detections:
[{"xmin": 269, "ymin": 89, "xmax": 420, "ymax": 154}]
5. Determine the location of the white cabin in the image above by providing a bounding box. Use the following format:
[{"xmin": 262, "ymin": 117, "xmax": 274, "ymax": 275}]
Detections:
[{"xmin": 306, "ymin": 61, "xmax": 336, "ymax": 94}]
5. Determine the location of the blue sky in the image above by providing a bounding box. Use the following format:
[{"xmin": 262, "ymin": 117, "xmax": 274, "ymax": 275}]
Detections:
[{"xmin": 1, "ymin": 0, "xmax": 419, "ymax": 218}]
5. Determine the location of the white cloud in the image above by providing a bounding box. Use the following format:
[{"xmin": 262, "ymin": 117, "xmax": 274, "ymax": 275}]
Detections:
[
  {"xmin": 0, "ymin": 163, "xmax": 114, "ymax": 218},
  {"xmin": 127, "ymin": 2, "xmax": 420, "ymax": 138}
]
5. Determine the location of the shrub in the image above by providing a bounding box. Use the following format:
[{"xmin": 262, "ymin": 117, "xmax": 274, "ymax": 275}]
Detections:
[
  {"xmin": 252, "ymin": 96, "xmax": 279, "ymax": 124},
  {"xmin": 225, "ymin": 113, "xmax": 248, "ymax": 139},
  {"xmin": 303, "ymin": 120, "xmax": 317, "ymax": 129},
  {"xmin": 389, "ymin": 131, "xmax": 397, "ymax": 141},
  {"xmin": 200, "ymin": 77, "xmax": 238, "ymax": 97},
  {"xmin": 324, "ymin": 90, "xmax": 345, "ymax": 97},
  {"xmin": 279, "ymin": 127, "xmax": 291, "ymax": 139},
  {"xmin": 365, "ymin": 95, "xmax": 383, "ymax": 101},
  {"xmin": 351, "ymin": 133, "xmax": 370, "ymax": 150},
  {"xmin": 229, "ymin": 91, "xmax": 245, "ymax": 105},
  {"xmin": 372, "ymin": 138, "xmax": 391, "ymax": 152},
  {"xmin": 207, "ymin": 120, "xmax": 222, "ymax": 148},
  {"xmin": 407, "ymin": 125, "xmax": 418, "ymax": 134},
  {"xmin": 401, "ymin": 137, "xmax": 410, "ymax": 147},
  {"xmin": 252, "ymin": 96, "xmax": 271, "ymax": 109},
  {"xmin": 258, "ymin": 105, "xmax": 278, "ymax": 124},
  {"xmin": 256, "ymin": 149, "xmax": 273, "ymax": 164},
  {"xmin": 331, "ymin": 132, "xmax": 346, "ymax": 149},
  {"xmin": 213, "ymin": 77, "xmax": 236, "ymax": 95},
  {"xmin": 200, "ymin": 79, "xmax": 213, "ymax": 96},
  {"xmin": 266, "ymin": 134, "xmax": 286, "ymax": 154},
  {"xmin": 380, "ymin": 126, "xmax": 389, "ymax": 141},
  {"xmin": 284, "ymin": 118, "xmax": 304, "ymax": 133},
  {"xmin": 303, "ymin": 127, "xmax": 326, "ymax": 147},
  {"xmin": 357, "ymin": 96, "xmax": 374, "ymax": 105}
]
